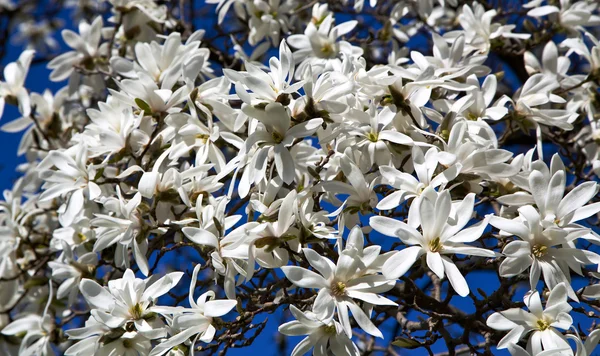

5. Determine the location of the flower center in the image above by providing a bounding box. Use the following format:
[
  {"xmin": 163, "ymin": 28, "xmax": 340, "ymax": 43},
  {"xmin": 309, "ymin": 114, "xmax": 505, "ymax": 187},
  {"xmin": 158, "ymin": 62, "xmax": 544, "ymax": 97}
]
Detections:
[
  {"xmin": 77, "ymin": 232, "xmax": 88, "ymax": 243},
  {"xmin": 331, "ymin": 281, "xmax": 347, "ymax": 297},
  {"xmin": 322, "ymin": 324, "xmax": 337, "ymax": 335},
  {"xmin": 196, "ymin": 133, "xmax": 210, "ymax": 142},
  {"xmin": 467, "ymin": 112, "xmax": 479, "ymax": 121},
  {"xmin": 320, "ymin": 43, "xmax": 336, "ymax": 58},
  {"xmin": 428, "ymin": 237, "xmax": 443, "ymax": 253},
  {"xmin": 531, "ymin": 244, "xmax": 548, "ymax": 258},
  {"xmin": 129, "ymin": 303, "xmax": 143, "ymax": 320},
  {"xmin": 272, "ymin": 131, "xmax": 284, "ymax": 144},
  {"xmin": 122, "ymin": 338, "xmax": 133, "ymax": 348},
  {"xmin": 366, "ymin": 131, "xmax": 379, "ymax": 142},
  {"xmin": 536, "ymin": 319, "xmax": 550, "ymax": 331}
]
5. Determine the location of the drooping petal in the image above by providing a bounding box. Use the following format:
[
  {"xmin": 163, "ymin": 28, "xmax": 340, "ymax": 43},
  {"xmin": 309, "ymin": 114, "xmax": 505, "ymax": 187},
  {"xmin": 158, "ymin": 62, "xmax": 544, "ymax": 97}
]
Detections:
[{"xmin": 440, "ymin": 256, "xmax": 469, "ymax": 297}]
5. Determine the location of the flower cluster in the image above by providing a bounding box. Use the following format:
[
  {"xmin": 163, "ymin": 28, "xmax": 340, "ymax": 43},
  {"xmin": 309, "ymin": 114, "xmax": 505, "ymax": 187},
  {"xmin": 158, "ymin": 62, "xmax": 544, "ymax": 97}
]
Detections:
[{"xmin": 1, "ymin": 0, "xmax": 600, "ymax": 355}]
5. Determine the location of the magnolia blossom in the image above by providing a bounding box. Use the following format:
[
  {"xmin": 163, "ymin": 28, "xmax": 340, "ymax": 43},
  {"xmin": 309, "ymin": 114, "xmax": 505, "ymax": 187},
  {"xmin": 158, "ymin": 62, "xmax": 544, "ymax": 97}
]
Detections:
[
  {"xmin": 317, "ymin": 155, "xmax": 378, "ymax": 229},
  {"xmin": 489, "ymin": 205, "xmax": 600, "ymax": 300},
  {"xmin": 370, "ymin": 188, "xmax": 495, "ymax": 296},
  {"xmin": 281, "ymin": 227, "xmax": 396, "ymax": 338},
  {"xmin": 78, "ymin": 269, "xmax": 183, "ymax": 339},
  {"xmin": 149, "ymin": 264, "xmax": 237, "ymax": 356},
  {"xmin": 37, "ymin": 144, "xmax": 101, "ymax": 227},
  {"xmin": 505, "ymin": 74, "xmax": 575, "ymax": 158},
  {"xmin": 92, "ymin": 188, "xmax": 150, "ymax": 275},
  {"xmin": 47, "ymin": 17, "xmax": 105, "ymax": 86},
  {"xmin": 243, "ymin": 102, "xmax": 323, "ymax": 184},
  {"xmin": 287, "ymin": 15, "xmax": 362, "ymax": 78},
  {"xmin": 182, "ymin": 197, "xmax": 255, "ymax": 299},
  {"xmin": 0, "ymin": 49, "xmax": 34, "ymax": 119},
  {"xmin": 377, "ymin": 145, "xmax": 458, "ymax": 211},
  {"xmin": 1, "ymin": 283, "xmax": 55, "ymax": 356},
  {"xmin": 278, "ymin": 305, "xmax": 360, "ymax": 356},
  {"xmin": 449, "ymin": 3, "xmax": 530, "ymax": 54},
  {"xmin": 526, "ymin": 0, "xmax": 600, "ymax": 32},
  {"xmin": 48, "ymin": 241, "xmax": 98, "ymax": 305},
  {"xmin": 487, "ymin": 283, "xmax": 572, "ymax": 353}
]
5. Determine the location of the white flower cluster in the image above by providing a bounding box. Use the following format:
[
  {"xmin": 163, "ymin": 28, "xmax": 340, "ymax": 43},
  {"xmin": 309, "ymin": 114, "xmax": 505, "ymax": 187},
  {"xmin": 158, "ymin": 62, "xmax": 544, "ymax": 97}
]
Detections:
[{"xmin": 1, "ymin": 0, "xmax": 600, "ymax": 355}]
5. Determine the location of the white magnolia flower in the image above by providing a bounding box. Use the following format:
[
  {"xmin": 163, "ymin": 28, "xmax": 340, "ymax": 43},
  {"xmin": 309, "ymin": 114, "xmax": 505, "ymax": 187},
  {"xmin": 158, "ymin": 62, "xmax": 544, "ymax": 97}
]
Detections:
[
  {"xmin": 0, "ymin": 49, "xmax": 34, "ymax": 119},
  {"xmin": 2, "ymin": 314, "xmax": 55, "ymax": 356},
  {"xmin": 399, "ymin": 34, "xmax": 488, "ymax": 85},
  {"xmin": 505, "ymin": 73, "xmax": 575, "ymax": 158},
  {"xmin": 227, "ymin": 40, "xmax": 301, "ymax": 106},
  {"xmin": 64, "ymin": 318, "xmax": 111, "ymax": 355},
  {"xmin": 2, "ymin": 88, "xmax": 65, "ymax": 156},
  {"xmin": 377, "ymin": 145, "xmax": 458, "ymax": 211},
  {"xmin": 1, "ymin": 283, "xmax": 55, "ymax": 356},
  {"xmin": 243, "ymin": 102, "xmax": 323, "ymax": 184},
  {"xmin": 247, "ymin": 190, "xmax": 298, "ymax": 270},
  {"xmin": 489, "ymin": 205, "xmax": 600, "ymax": 300},
  {"xmin": 47, "ymin": 16, "xmax": 105, "ymax": 83},
  {"xmin": 562, "ymin": 32, "xmax": 600, "ymax": 78},
  {"xmin": 293, "ymin": 67, "xmax": 353, "ymax": 121},
  {"xmin": 316, "ymin": 155, "xmax": 378, "ymax": 229},
  {"xmin": 111, "ymin": 31, "xmax": 210, "ymax": 88},
  {"xmin": 92, "ymin": 188, "xmax": 150, "ymax": 275},
  {"xmin": 451, "ymin": 3, "xmax": 529, "ymax": 54},
  {"xmin": 345, "ymin": 105, "xmax": 415, "ymax": 167},
  {"xmin": 445, "ymin": 74, "xmax": 508, "ymax": 122},
  {"xmin": 438, "ymin": 120, "xmax": 521, "ymax": 189},
  {"xmin": 182, "ymin": 197, "xmax": 256, "ymax": 299},
  {"xmin": 245, "ymin": 0, "xmax": 293, "ymax": 46},
  {"xmin": 370, "ymin": 188, "xmax": 495, "ymax": 297},
  {"xmin": 66, "ymin": 322, "xmax": 152, "ymax": 356},
  {"xmin": 281, "ymin": 227, "xmax": 396, "ymax": 338},
  {"xmin": 149, "ymin": 264, "xmax": 237, "ymax": 356},
  {"xmin": 278, "ymin": 305, "xmax": 359, "ymax": 356},
  {"xmin": 110, "ymin": 71, "xmax": 189, "ymax": 114},
  {"xmin": 48, "ymin": 241, "xmax": 98, "ymax": 305},
  {"xmin": 296, "ymin": 197, "xmax": 337, "ymax": 241},
  {"xmin": 80, "ymin": 96, "xmax": 145, "ymax": 157},
  {"xmin": 38, "ymin": 143, "xmax": 101, "ymax": 227},
  {"xmin": 166, "ymin": 111, "xmax": 239, "ymax": 172},
  {"xmin": 79, "ymin": 269, "xmax": 183, "ymax": 339},
  {"xmin": 524, "ymin": 41, "xmax": 571, "ymax": 85},
  {"xmin": 526, "ymin": 0, "xmax": 600, "ymax": 32},
  {"xmin": 486, "ymin": 282, "xmax": 572, "ymax": 353},
  {"xmin": 528, "ymin": 156, "xmax": 600, "ymax": 232},
  {"xmin": 287, "ymin": 15, "xmax": 363, "ymax": 78},
  {"xmin": 97, "ymin": 331, "xmax": 152, "ymax": 356},
  {"xmin": 497, "ymin": 154, "xmax": 600, "ymax": 243}
]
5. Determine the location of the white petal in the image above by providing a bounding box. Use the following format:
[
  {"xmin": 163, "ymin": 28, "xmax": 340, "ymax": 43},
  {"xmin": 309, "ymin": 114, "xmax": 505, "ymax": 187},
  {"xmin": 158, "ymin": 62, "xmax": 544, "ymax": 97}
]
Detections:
[
  {"xmin": 79, "ymin": 279, "xmax": 114, "ymax": 310},
  {"xmin": 382, "ymin": 246, "xmax": 423, "ymax": 279},
  {"xmin": 203, "ymin": 299, "xmax": 238, "ymax": 317},
  {"xmin": 441, "ymin": 257, "xmax": 469, "ymax": 297},
  {"xmin": 281, "ymin": 266, "xmax": 328, "ymax": 289},
  {"xmin": 426, "ymin": 252, "xmax": 445, "ymax": 279},
  {"xmin": 346, "ymin": 301, "xmax": 383, "ymax": 338}
]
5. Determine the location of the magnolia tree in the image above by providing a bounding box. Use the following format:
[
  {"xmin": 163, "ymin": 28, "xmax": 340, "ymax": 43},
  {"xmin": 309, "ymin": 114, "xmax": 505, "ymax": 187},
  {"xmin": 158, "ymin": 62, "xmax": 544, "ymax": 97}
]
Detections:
[{"xmin": 2, "ymin": 0, "xmax": 600, "ymax": 355}]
